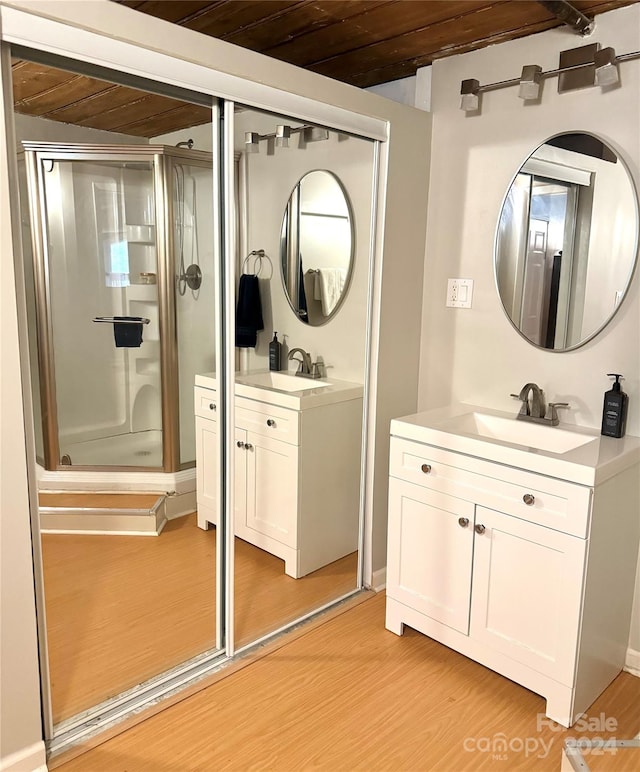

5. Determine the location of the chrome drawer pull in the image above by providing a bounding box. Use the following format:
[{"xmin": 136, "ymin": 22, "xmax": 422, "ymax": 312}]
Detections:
[
  {"xmin": 458, "ymin": 517, "xmax": 469, "ymax": 528},
  {"xmin": 523, "ymin": 493, "xmax": 535, "ymax": 506},
  {"xmin": 209, "ymin": 403, "xmax": 216, "ymax": 411},
  {"xmin": 421, "ymin": 463, "xmax": 432, "ymax": 474},
  {"xmin": 245, "ymin": 443, "xmax": 253, "ymax": 451},
  {"xmin": 267, "ymin": 419, "xmax": 275, "ymax": 427},
  {"xmin": 474, "ymin": 524, "xmax": 486, "ymax": 535},
  {"xmin": 237, "ymin": 440, "xmax": 245, "ymax": 449}
]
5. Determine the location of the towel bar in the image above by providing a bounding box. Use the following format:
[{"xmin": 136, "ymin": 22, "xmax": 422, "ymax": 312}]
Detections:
[{"xmin": 92, "ymin": 317, "xmax": 150, "ymax": 325}]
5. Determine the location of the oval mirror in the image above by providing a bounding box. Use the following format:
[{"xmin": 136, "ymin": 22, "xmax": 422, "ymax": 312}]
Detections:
[
  {"xmin": 495, "ymin": 132, "xmax": 638, "ymax": 351},
  {"xmin": 280, "ymin": 170, "xmax": 354, "ymax": 325}
]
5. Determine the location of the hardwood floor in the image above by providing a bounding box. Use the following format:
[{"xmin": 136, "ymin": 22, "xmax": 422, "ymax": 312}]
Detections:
[
  {"xmin": 53, "ymin": 592, "xmax": 640, "ymax": 771},
  {"xmin": 41, "ymin": 513, "xmax": 357, "ymax": 723}
]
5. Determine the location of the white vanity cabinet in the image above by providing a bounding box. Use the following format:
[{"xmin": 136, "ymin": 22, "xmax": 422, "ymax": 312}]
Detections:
[
  {"xmin": 386, "ymin": 419, "xmax": 640, "ymax": 728},
  {"xmin": 195, "ymin": 377, "xmax": 363, "ymax": 579}
]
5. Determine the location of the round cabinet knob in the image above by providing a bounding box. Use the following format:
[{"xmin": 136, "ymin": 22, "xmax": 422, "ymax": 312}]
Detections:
[
  {"xmin": 458, "ymin": 517, "xmax": 469, "ymax": 528},
  {"xmin": 245, "ymin": 443, "xmax": 253, "ymax": 451},
  {"xmin": 474, "ymin": 524, "xmax": 486, "ymax": 535},
  {"xmin": 236, "ymin": 440, "xmax": 245, "ymax": 449},
  {"xmin": 421, "ymin": 463, "xmax": 432, "ymax": 474},
  {"xmin": 209, "ymin": 403, "xmax": 216, "ymax": 411},
  {"xmin": 267, "ymin": 419, "xmax": 275, "ymax": 427},
  {"xmin": 523, "ymin": 493, "xmax": 535, "ymax": 506}
]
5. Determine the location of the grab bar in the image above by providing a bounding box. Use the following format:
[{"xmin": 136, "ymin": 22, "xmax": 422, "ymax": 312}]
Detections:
[{"xmin": 92, "ymin": 317, "xmax": 150, "ymax": 325}]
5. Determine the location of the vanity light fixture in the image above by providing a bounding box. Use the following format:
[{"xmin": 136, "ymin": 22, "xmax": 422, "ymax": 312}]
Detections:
[
  {"xmin": 303, "ymin": 126, "xmax": 330, "ymax": 142},
  {"xmin": 518, "ymin": 65, "xmax": 543, "ymax": 100},
  {"xmin": 244, "ymin": 124, "xmax": 330, "ymax": 153},
  {"xmin": 275, "ymin": 124, "xmax": 291, "ymax": 148},
  {"xmin": 594, "ymin": 47, "xmax": 620, "ymax": 86},
  {"xmin": 460, "ymin": 79, "xmax": 480, "ymax": 112},
  {"xmin": 244, "ymin": 132, "xmax": 260, "ymax": 153},
  {"xmin": 459, "ymin": 42, "xmax": 640, "ymax": 113}
]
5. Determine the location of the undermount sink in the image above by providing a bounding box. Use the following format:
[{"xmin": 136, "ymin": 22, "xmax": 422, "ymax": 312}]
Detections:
[
  {"xmin": 237, "ymin": 372, "xmax": 331, "ymax": 392},
  {"xmin": 440, "ymin": 411, "xmax": 597, "ymax": 454}
]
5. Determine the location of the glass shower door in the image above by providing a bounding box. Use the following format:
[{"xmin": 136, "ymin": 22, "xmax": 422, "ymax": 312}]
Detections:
[{"xmin": 39, "ymin": 156, "xmax": 163, "ymax": 468}]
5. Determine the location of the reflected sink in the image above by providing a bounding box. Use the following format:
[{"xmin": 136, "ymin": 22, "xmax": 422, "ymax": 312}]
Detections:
[
  {"xmin": 237, "ymin": 372, "xmax": 331, "ymax": 392},
  {"xmin": 440, "ymin": 411, "xmax": 597, "ymax": 454}
]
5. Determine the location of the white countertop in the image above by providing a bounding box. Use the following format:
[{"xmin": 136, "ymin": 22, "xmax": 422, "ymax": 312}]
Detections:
[
  {"xmin": 195, "ymin": 370, "xmax": 363, "ymax": 411},
  {"xmin": 391, "ymin": 404, "xmax": 640, "ymax": 486}
]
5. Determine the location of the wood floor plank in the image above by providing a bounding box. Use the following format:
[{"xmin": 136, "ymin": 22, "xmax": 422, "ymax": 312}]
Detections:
[
  {"xmin": 42, "ymin": 512, "xmax": 357, "ymax": 723},
  {"xmin": 54, "ymin": 593, "xmax": 640, "ymax": 771}
]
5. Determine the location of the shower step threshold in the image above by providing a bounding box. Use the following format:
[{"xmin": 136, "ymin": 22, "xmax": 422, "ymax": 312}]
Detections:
[{"xmin": 38, "ymin": 492, "xmax": 167, "ymax": 536}]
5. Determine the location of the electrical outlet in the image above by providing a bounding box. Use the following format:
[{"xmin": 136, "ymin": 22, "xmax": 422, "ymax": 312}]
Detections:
[{"xmin": 446, "ymin": 278, "xmax": 473, "ymax": 308}]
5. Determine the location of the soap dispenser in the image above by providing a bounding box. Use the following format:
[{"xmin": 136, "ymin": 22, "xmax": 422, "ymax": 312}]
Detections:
[
  {"xmin": 269, "ymin": 332, "xmax": 281, "ymax": 372},
  {"xmin": 601, "ymin": 373, "xmax": 628, "ymax": 438}
]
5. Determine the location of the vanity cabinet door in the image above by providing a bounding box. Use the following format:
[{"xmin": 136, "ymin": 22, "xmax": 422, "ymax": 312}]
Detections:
[
  {"xmin": 470, "ymin": 506, "xmax": 586, "ymax": 685},
  {"xmin": 387, "ymin": 477, "xmax": 475, "ymax": 634},
  {"xmin": 244, "ymin": 432, "xmax": 298, "ymax": 549},
  {"xmin": 195, "ymin": 414, "xmax": 218, "ymax": 529}
]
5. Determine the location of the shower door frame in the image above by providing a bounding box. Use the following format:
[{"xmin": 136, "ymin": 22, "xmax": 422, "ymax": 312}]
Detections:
[{"xmin": 24, "ymin": 142, "xmax": 214, "ymax": 473}]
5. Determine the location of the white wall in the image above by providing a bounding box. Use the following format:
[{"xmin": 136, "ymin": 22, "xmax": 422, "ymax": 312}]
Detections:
[{"xmin": 418, "ymin": 6, "xmax": 640, "ymax": 651}]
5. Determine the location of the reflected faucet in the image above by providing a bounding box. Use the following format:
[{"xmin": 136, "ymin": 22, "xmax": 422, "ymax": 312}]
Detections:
[
  {"xmin": 288, "ymin": 347, "xmax": 313, "ymax": 376},
  {"xmin": 511, "ymin": 383, "xmax": 569, "ymax": 426}
]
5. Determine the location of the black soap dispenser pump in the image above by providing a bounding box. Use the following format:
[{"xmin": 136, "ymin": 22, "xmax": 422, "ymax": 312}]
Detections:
[
  {"xmin": 269, "ymin": 332, "xmax": 281, "ymax": 372},
  {"xmin": 601, "ymin": 373, "xmax": 628, "ymax": 438}
]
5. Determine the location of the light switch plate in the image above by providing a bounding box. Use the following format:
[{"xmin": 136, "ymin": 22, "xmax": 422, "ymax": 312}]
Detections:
[{"xmin": 446, "ymin": 278, "xmax": 474, "ymax": 308}]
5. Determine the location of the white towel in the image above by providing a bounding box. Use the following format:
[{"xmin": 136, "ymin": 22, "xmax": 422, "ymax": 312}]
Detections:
[{"xmin": 315, "ymin": 268, "xmax": 346, "ymax": 316}]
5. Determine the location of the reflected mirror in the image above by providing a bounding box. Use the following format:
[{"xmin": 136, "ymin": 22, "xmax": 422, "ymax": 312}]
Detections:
[
  {"xmin": 495, "ymin": 132, "xmax": 638, "ymax": 350},
  {"xmin": 280, "ymin": 170, "xmax": 354, "ymax": 325}
]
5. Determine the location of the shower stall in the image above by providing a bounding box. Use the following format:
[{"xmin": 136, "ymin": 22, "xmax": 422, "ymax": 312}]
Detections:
[{"xmin": 21, "ymin": 142, "xmax": 215, "ymax": 473}]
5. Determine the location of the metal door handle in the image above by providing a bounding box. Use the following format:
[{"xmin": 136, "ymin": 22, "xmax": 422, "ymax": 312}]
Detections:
[
  {"xmin": 458, "ymin": 517, "xmax": 469, "ymax": 528},
  {"xmin": 245, "ymin": 443, "xmax": 253, "ymax": 451},
  {"xmin": 237, "ymin": 441, "xmax": 245, "ymax": 448},
  {"xmin": 209, "ymin": 403, "xmax": 216, "ymax": 411},
  {"xmin": 421, "ymin": 463, "xmax": 432, "ymax": 474},
  {"xmin": 474, "ymin": 524, "xmax": 486, "ymax": 535},
  {"xmin": 267, "ymin": 419, "xmax": 275, "ymax": 427},
  {"xmin": 523, "ymin": 493, "xmax": 535, "ymax": 506}
]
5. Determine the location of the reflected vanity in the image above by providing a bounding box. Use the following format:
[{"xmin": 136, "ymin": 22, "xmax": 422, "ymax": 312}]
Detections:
[{"xmin": 495, "ymin": 132, "xmax": 639, "ymax": 350}]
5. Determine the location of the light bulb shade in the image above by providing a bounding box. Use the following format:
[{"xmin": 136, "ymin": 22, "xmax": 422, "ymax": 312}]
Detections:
[
  {"xmin": 595, "ymin": 47, "xmax": 620, "ymax": 86},
  {"xmin": 303, "ymin": 126, "xmax": 329, "ymax": 142},
  {"xmin": 276, "ymin": 125, "xmax": 291, "ymax": 147},
  {"xmin": 460, "ymin": 79, "xmax": 480, "ymax": 111},
  {"xmin": 244, "ymin": 132, "xmax": 260, "ymax": 153},
  {"xmin": 518, "ymin": 65, "xmax": 542, "ymax": 100}
]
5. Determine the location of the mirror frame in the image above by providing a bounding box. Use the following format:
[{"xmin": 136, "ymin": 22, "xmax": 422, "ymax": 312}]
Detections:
[
  {"xmin": 280, "ymin": 169, "xmax": 355, "ymax": 326},
  {"xmin": 494, "ymin": 131, "xmax": 640, "ymax": 352}
]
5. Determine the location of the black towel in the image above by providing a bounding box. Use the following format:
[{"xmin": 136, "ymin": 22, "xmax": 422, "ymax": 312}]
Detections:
[
  {"xmin": 236, "ymin": 274, "xmax": 264, "ymax": 348},
  {"xmin": 113, "ymin": 317, "xmax": 144, "ymax": 348}
]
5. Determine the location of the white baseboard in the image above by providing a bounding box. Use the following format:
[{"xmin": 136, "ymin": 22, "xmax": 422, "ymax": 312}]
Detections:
[
  {"xmin": 0, "ymin": 741, "xmax": 47, "ymax": 772},
  {"xmin": 624, "ymin": 646, "xmax": 640, "ymax": 677},
  {"xmin": 370, "ymin": 566, "xmax": 386, "ymax": 592}
]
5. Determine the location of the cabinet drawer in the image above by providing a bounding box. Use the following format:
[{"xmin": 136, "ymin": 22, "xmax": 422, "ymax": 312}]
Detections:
[
  {"xmin": 194, "ymin": 386, "xmax": 218, "ymax": 420},
  {"xmin": 389, "ymin": 436, "xmax": 592, "ymax": 538},
  {"xmin": 236, "ymin": 397, "xmax": 299, "ymax": 445}
]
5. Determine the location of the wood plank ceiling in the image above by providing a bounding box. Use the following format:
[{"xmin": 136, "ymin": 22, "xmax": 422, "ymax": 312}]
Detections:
[{"xmin": 12, "ymin": 0, "xmax": 637, "ymax": 138}]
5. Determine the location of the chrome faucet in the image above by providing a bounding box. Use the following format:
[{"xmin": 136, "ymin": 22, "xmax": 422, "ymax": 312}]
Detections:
[
  {"xmin": 511, "ymin": 383, "xmax": 569, "ymax": 426},
  {"xmin": 288, "ymin": 347, "xmax": 313, "ymax": 377}
]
